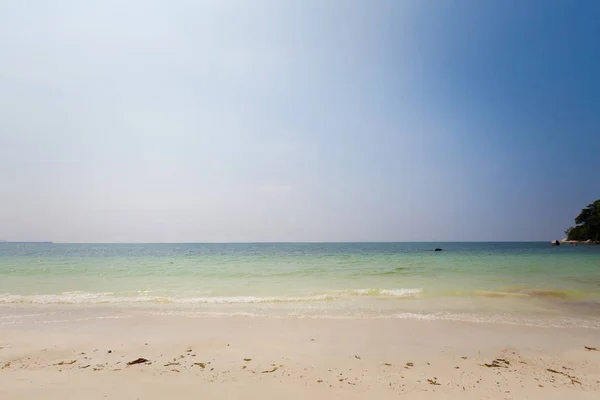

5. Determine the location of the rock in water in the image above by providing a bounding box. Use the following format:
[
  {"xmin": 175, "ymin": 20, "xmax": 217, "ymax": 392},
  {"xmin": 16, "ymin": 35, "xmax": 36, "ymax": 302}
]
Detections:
[{"xmin": 434, "ymin": 248, "xmax": 442, "ymax": 252}]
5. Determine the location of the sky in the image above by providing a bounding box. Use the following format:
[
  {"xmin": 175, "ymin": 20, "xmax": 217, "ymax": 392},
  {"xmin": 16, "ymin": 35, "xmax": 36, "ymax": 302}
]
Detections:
[{"xmin": 1, "ymin": 0, "xmax": 599, "ymax": 243}]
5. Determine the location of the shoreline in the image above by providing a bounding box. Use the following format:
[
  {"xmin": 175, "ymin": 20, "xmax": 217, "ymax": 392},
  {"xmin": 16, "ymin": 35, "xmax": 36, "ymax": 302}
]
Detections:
[
  {"xmin": 2, "ymin": 290, "xmax": 600, "ymax": 330},
  {"xmin": 559, "ymin": 240, "xmax": 600, "ymax": 245},
  {"xmin": 1, "ymin": 311, "xmax": 599, "ymax": 399}
]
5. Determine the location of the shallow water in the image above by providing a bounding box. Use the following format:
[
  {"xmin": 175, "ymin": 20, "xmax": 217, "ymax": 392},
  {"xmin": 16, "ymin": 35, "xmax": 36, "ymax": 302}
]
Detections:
[{"xmin": 1, "ymin": 242, "xmax": 599, "ymax": 326}]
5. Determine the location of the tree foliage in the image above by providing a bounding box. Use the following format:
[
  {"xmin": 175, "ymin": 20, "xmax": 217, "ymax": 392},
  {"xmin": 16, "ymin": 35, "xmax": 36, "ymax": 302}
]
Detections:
[{"xmin": 566, "ymin": 200, "xmax": 600, "ymax": 242}]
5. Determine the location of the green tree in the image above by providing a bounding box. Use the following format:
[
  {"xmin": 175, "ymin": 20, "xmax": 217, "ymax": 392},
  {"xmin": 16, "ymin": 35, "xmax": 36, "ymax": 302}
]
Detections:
[{"xmin": 566, "ymin": 200, "xmax": 600, "ymax": 242}]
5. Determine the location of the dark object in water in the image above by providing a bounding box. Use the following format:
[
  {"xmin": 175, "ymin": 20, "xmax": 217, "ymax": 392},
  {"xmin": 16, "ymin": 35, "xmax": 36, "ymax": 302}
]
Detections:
[
  {"xmin": 434, "ymin": 248, "xmax": 442, "ymax": 252},
  {"xmin": 551, "ymin": 240, "xmax": 560, "ymax": 246}
]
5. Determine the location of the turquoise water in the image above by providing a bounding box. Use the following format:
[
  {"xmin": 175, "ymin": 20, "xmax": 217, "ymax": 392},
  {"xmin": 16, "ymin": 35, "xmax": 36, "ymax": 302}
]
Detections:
[{"xmin": 1, "ymin": 242, "xmax": 599, "ymax": 325}]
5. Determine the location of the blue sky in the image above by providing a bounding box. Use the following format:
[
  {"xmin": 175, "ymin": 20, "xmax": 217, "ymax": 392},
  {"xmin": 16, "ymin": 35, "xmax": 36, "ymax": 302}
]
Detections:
[{"xmin": 1, "ymin": 0, "xmax": 599, "ymax": 242}]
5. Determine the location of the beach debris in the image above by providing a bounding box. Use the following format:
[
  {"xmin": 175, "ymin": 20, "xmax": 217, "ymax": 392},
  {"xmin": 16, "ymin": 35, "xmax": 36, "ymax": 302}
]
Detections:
[
  {"xmin": 186, "ymin": 349, "xmax": 192, "ymax": 352},
  {"xmin": 243, "ymin": 358, "xmax": 252, "ymax": 362},
  {"xmin": 547, "ymin": 368, "xmax": 581, "ymax": 385},
  {"xmin": 354, "ymin": 355, "xmax": 361, "ymax": 359},
  {"xmin": 108, "ymin": 350, "xmax": 112, "ymax": 354},
  {"xmin": 262, "ymin": 366, "xmax": 279, "ymax": 373},
  {"xmin": 483, "ymin": 359, "xmax": 509, "ymax": 368},
  {"xmin": 427, "ymin": 378, "xmax": 441, "ymax": 386},
  {"xmin": 310, "ymin": 339, "xmax": 315, "ymax": 341},
  {"xmin": 172, "ymin": 369, "xmax": 180, "ymax": 373},
  {"xmin": 127, "ymin": 358, "xmax": 149, "ymax": 365},
  {"xmin": 405, "ymin": 362, "xmax": 414, "ymax": 367},
  {"xmin": 113, "ymin": 368, "xmax": 121, "ymax": 371},
  {"xmin": 164, "ymin": 362, "xmax": 180, "ymax": 367},
  {"xmin": 460, "ymin": 356, "xmax": 468, "ymax": 360},
  {"xmin": 193, "ymin": 362, "xmax": 206, "ymax": 368},
  {"xmin": 383, "ymin": 363, "xmax": 392, "ymax": 366},
  {"xmin": 584, "ymin": 346, "xmax": 598, "ymax": 351},
  {"xmin": 79, "ymin": 365, "xmax": 90, "ymax": 369},
  {"xmin": 55, "ymin": 360, "xmax": 77, "ymax": 366},
  {"xmin": 242, "ymin": 365, "xmax": 247, "ymax": 369},
  {"xmin": 2, "ymin": 362, "xmax": 11, "ymax": 369}
]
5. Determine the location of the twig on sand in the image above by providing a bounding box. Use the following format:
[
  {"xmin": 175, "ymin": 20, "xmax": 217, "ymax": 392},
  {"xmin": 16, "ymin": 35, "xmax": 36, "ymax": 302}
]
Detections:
[
  {"xmin": 547, "ymin": 369, "xmax": 581, "ymax": 385},
  {"xmin": 127, "ymin": 358, "xmax": 149, "ymax": 366},
  {"xmin": 482, "ymin": 359, "xmax": 509, "ymax": 368},
  {"xmin": 55, "ymin": 360, "xmax": 77, "ymax": 366}
]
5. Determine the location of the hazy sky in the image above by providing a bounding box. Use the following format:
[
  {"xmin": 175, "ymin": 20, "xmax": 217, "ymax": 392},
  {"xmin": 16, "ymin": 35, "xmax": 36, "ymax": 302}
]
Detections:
[{"xmin": 1, "ymin": 0, "xmax": 599, "ymax": 242}]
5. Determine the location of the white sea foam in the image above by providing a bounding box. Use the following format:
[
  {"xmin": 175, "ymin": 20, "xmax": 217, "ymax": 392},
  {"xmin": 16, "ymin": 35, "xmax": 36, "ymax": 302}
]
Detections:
[
  {"xmin": 346, "ymin": 288, "xmax": 423, "ymax": 297},
  {"xmin": 0, "ymin": 289, "xmax": 423, "ymax": 305},
  {"xmin": 0, "ymin": 292, "xmax": 335, "ymax": 305},
  {"xmin": 380, "ymin": 288, "xmax": 423, "ymax": 296},
  {"xmin": 387, "ymin": 312, "xmax": 600, "ymax": 329}
]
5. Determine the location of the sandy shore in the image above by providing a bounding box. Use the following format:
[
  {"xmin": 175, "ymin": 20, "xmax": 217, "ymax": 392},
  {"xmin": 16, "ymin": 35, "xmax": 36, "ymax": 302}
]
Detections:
[{"xmin": 1, "ymin": 308, "xmax": 599, "ymax": 399}]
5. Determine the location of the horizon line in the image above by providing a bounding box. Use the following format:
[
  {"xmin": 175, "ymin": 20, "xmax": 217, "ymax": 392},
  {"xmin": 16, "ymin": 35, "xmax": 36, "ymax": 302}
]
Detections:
[{"xmin": 1, "ymin": 240, "xmax": 554, "ymax": 245}]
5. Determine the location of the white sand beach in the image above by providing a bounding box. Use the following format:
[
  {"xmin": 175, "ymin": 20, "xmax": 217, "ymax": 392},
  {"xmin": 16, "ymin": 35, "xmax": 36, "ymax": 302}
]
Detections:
[{"xmin": 1, "ymin": 308, "xmax": 599, "ymax": 399}]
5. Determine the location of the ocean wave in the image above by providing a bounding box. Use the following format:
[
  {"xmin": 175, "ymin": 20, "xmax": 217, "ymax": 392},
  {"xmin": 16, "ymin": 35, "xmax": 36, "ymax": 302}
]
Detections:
[
  {"xmin": 388, "ymin": 312, "xmax": 600, "ymax": 329},
  {"xmin": 139, "ymin": 310, "xmax": 600, "ymax": 329},
  {"xmin": 0, "ymin": 288, "xmax": 423, "ymax": 305},
  {"xmin": 344, "ymin": 288, "xmax": 423, "ymax": 297},
  {"xmin": 351, "ymin": 267, "xmax": 416, "ymax": 276},
  {"xmin": 473, "ymin": 290, "xmax": 529, "ymax": 298},
  {"xmin": 473, "ymin": 288, "xmax": 584, "ymax": 299},
  {"xmin": 0, "ymin": 293, "xmax": 336, "ymax": 305}
]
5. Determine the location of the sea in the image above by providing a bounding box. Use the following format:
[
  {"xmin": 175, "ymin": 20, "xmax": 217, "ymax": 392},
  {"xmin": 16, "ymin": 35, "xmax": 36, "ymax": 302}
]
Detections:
[{"xmin": 1, "ymin": 242, "xmax": 599, "ymax": 328}]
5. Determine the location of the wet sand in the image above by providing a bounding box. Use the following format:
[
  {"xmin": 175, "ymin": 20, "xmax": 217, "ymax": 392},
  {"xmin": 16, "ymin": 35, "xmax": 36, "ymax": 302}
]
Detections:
[{"xmin": 1, "ymin": 309, "xmax": 599, "ymax": 399}]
